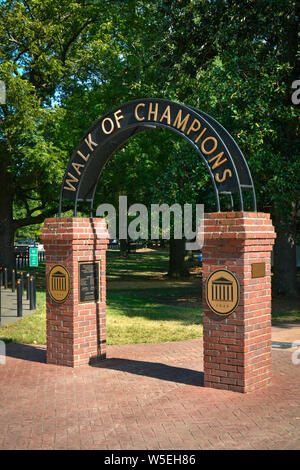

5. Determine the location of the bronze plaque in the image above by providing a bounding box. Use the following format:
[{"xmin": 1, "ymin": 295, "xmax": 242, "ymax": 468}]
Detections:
[
  {"xmin": 48, "ymin": 265, "xmax": 70, "ymax": 303},
  {"xmin": 79, "ymin": 262, "xmax": 99, "ymax": 303},
  {"xmin": 206, "ymin": 269, "xmax": 240, "ymax": 317},
  {"xmin": 251, "ymin": 262, "xmax": 265, "ymax": 278}
]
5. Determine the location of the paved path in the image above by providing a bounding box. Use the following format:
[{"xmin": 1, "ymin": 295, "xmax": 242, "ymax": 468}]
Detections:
[
  {"xmin": 272, "ymin": 324, "xmax": 300, "ymax": 350},
  {"xmin": 0, "ymin": 286, "xmax": 32, "ymax": 326},
  {"xmin": 0, "ymin": 339, "xmax": 299, "ymax": 450}
]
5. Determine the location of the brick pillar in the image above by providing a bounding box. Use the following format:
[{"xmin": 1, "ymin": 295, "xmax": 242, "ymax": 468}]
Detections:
[
  {"xmin": 202, "ymin": 212, "xmax": 276, "ymax": 393},
  {"xmin": 41, "ymin": 218, "xmax": 109, "ymax": 367}
]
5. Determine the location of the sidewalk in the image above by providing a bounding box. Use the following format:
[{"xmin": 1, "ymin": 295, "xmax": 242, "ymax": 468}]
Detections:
[
  {"xmin": 272, "ymin": 323, "xmax": 300, "ymax": 349},
  {"xmin": 0, "ymin": 338, "xmax": 299, "ymax": 450},
  {"xmin": 0, "ymin": 286, "xmax": 32, "ymax": 326}
]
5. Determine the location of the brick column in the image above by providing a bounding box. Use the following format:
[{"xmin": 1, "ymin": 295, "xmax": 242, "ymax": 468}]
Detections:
[
  {"xmin": 41, "ymin": 218, "xmax": 109, "ymax": 367},
  {"xmin": 202, "ymin": 212, "xmax": 276, "ymax": 393}
]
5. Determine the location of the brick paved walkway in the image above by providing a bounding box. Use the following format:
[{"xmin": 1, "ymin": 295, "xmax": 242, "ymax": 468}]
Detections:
[{"xmin": 0, "ymin": 339, "xmax": 299, "ymax": 450}]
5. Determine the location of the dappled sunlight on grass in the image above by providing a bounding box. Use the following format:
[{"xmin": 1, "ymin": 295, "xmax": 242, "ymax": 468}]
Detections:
[
  {"xmin": 106, "ymin": 286, "xmax": 203, "ymax": 344},
  {"xmin": 107, "ymin": 250, "xmax": 170, "ymax": 280},
  {"xmin": 0, "ymin": 250, "xmax": 298, "ymax": 345}
]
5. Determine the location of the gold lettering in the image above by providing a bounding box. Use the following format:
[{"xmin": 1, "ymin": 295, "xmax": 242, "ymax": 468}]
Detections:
[
  {"xmin": 135, "ymin": 103, "xmax": 145, "ymax": 121},
  {"xmin": 186, "ymin": 119, "xmax": 201, "ymax": 135},
  {"xmin": 72, "ymin": 162, "xmax": 84, "ymax": 176},
  {"xmin": 159, "ymin": 105, "xmax": 171, "ymax": 125},
  {"xmin": 215, "ymin": 169, "xmax": 232, "ymax": 183},
  {"xmin": 64, "ymin": 172, "xmax": 79, "ymax": 192},
  {"xmin": 102, "ymin": 117, "xmax": 114, "ymax": 134},
  {"xmin": 148, "ymin": 102, "xmax": 159, "ymax": 121},
  {"xmin": 173, "ymin": 109, "xmax": 190, "ymax": 132},
  {"xmin": 209, "ymin": 151, "xmax": 228, "ymax": 170},
  {"xmin": 201, "ymin": 137, "xmax": 218, "ymax": 155},
  {"xmin": 195, "ymin": 127, "xmax": 207, "ymax": 143},
  {"xmin": 114, "ymin": 109, "xmax": 124, "ymax": 128},
  {"xmin": 84, "ymin": 133, "xmax": 98, "ymax": 151},
  {"xmin": 77, "ymin": 150, "xmax": 90, "ymax": 162}
]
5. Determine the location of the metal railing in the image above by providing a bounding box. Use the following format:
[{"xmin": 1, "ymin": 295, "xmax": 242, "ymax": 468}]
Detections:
[
  {"xmin": 15, "ymin": 250, "xmax": 45, "ymax": 268},
  {"xmin": 0, "ymin": 266, "xmax": 37, "ymax": 326}
]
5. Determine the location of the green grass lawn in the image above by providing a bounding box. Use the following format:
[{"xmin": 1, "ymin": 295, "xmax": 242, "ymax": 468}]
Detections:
[
  {"xmin": 0, "ymin": 250, "xmax": 299, "ymax": 345},
  {"xmin": 0, "ymin": 291, "xmax": 46, "ymax": 345},
  {"xmin": 15, "ymin": 250, "xmax": 170, "ymax": 285},
  {"xmin": 270, "ymin": 308, "xmax": 300, "ymax": 325},
  {"xmin": 0, "ymin": 285, "xmax": 203, "ymax": 345},
  {"xmin": 107, "ymin": 287, "xmax": 203, "ymax": 344},
  {"xmin": 106, "ymin": 250, "xmax": 170, "ymax": 280}
]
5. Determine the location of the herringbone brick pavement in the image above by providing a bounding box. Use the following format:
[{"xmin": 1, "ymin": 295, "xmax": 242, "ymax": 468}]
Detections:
[{"xmin": 0, "ymin": 339, "xmax": 299, "ymax": 449}]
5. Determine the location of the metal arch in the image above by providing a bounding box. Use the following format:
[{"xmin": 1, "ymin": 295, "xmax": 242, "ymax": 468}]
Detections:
[
  {"xmin": 80, "ymin": 120, "xmax": 237, "ymax": 213},
  {"xmin": 76, "ymin": 125, "xmax": 154, "ymax": 216},
  {"xmin": 87, "ymin": 122, "xmax": 222, "ymax": 215},
  {"xmin": 72, "ymin": 117, "xmax": 229, "ymax": 215},
  {"xmin": 88, "ymin": 99, "xmax": 241, "ymax": 207},
  {"xmin": 59, "ymin": 98, "xmax": 257, "ymax": 217},
  {"xmin": 70, "ymin": 124, "xmax": 150, "ymax": 215},
  {"xmin": 60, "ymin": 101, "xmax": 231, "ymax": 214},
  {"xmin": 188, "ymin": 106, "xmax": 257, "ymax": 211}
]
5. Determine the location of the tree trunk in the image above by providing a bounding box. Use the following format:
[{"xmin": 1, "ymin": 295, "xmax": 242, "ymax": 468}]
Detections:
[
  {"xmin": 120, "ymin": 238, "xmax": 128, "ymax": 257},
  {"xmin": 0, "ymin": 176, "xmax": 15, "ymax": 271},
  {"xmin": 185, "ymin": 249, "xmax": 194, "ymax": 262},
  {"xmin": 168, "ymin": 238, "xmax": 189, "ymax": 277},
  {"xmin": 273, "ymin": 223, "xmax": 298, "ymax": 296}
]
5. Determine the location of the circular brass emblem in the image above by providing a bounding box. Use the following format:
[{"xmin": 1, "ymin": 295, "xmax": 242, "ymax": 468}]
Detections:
[
  {"xmin": 48, "ymin": 265, "xmax": 70, "ymax": 303},
  {"xmin": 206, "ymin": 269, "xmax": 239, "ymax": 316}
]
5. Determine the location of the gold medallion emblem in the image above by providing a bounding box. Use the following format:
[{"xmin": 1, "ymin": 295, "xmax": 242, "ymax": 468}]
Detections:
[
  {"xmin": 206, "ymin": 269, "xmax": 239, "ymax": 316},
  {"xmin": 48, "ymin": 265, "xmax": 70, "ymax": 303}
]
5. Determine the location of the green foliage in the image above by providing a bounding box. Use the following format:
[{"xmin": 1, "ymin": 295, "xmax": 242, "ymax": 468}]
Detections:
[
  {"xmin": 0, "ymin": 0, "xmax": 299, "ymax": 271},
  {"xmin": 0, "ymin": 0, "xmax": 132, "ymax": 228}
]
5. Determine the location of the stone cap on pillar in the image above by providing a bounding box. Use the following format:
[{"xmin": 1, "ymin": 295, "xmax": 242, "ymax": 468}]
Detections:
[
  {"xmin": 41, "ymin": 217, "xmax": 109, "ymax": 247},
  {"xmin": 200, "ymin": 212, "xmax": 276, "ymax": 251}
]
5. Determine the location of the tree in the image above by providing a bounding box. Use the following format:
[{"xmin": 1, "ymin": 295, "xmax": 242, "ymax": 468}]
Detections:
[
  {"xmin": 197, "ymin": 0, "xmax": 300, "ymax": 295},
  {"xmin": 0, "ymin": 0, "xmax": 126, "ymax": 268},
  {"xmin": 59, "ymin": 0, "xmax": 299, "ymax": 285},
  {"xmin": 147, "ymin": 137, "xmax": 214, "ymax": 277},
  {"xmin": 1, "ymin": 0, "xmax": 298, "ymax": 294},
  {"xmin": 137, "ymin": 0, "xmax": 300, "ymax": 292}
]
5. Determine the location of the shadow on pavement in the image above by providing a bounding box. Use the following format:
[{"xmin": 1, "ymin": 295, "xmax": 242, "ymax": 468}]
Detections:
[
  {"xmin": 4, "ymin": 342, "xmax": 46, "ymax": 363},
  {"xmin": 90, "ymin": 357, "xmax": 204, "ymax": 387},
  {"xmin": 3, "ymin": 343, "xmax": 204, "ymax": 388}
]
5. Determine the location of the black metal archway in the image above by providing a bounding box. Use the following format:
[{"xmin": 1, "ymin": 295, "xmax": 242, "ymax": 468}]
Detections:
[{"xmin": 59, "ymin": 98, "xmax": 256, "ymax": 216}]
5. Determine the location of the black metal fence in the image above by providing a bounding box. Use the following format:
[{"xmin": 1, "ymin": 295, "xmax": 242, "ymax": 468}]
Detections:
[
  {"xmin": 15, "ymin": 250, "xmax": 45, "ymax": 268},
  {"xmin": 0, "ymin": 266, "xmax": 37, "ymax": 326}
]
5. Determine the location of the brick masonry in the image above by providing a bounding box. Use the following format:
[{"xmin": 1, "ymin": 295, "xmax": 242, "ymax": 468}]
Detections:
[
  {"xmin": 41, "ymin": 217, "xmax": 109, "ymax": 367},
  {"xmin": 42, "ymin": 213, "xmax": 276, "ymax": 394},
  {"xmin": 1, "ymin": 340, "xmax": 300, "ymax": 449},
  {"xmin": 202, "ymin": 212, "xmax": 276, "ymax": 393}
]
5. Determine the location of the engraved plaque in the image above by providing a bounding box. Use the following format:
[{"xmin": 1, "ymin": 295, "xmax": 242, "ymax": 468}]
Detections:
[
  {"xmin": 79, "ymin": 262, "xmax": 99, "ymax": 303},
  {"xmin": 251, "ymin": 262, "xmax": 265, "ymax": 278},
  {"xmin": 48, "ymin": 264, "xmax": 70, "ymax": 303},
  {"xmin": 206, "ymin": 269, "xmax": 240, "ymax": 317}
]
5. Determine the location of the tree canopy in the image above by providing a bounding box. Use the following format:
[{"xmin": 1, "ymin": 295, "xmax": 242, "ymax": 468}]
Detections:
[{"xmin": 0, "ymin": 0, "xmax": 299, "ymax": 292}]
